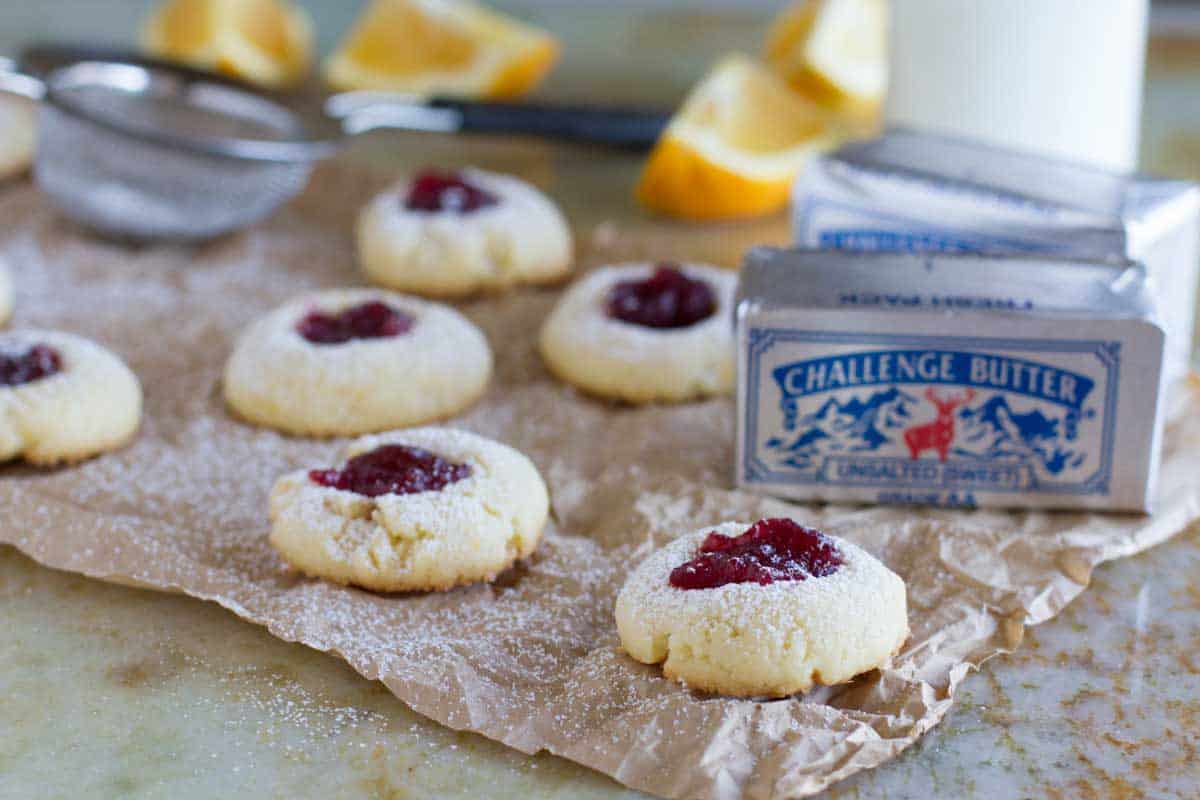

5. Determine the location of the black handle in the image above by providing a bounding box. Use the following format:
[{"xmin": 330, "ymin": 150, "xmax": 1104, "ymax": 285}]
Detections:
[{"xmin": 430, "ymin": 97, "xmax": 669, "ymax": 151}]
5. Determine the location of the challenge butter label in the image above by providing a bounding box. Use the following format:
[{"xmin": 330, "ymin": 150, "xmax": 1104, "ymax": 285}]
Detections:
[
  {"xmin": 743, "ymin": 329, "xmax": 1120, "ymax": 508},
  {"xmin": 739, "ymin": 314, "xmax": 1164, "ymax": 511}
]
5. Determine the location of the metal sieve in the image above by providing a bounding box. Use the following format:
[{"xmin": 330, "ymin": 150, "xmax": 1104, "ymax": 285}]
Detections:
[{"xmin": 0, "ymin": 46, "xmax": 668, "ymax": 241}]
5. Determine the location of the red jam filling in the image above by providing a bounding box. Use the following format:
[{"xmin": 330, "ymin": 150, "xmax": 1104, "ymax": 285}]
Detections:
[
  {"xmin": 0, "ymin": 344, "xmax": 63, "ymax": 387},
  {"xmin": 297, "ymin": 301, "xmax": 413, "ymax": 345},
  {"xmin": 668, "ymin": 518, "xmax": 844, "ymax": 590},
  {"xmin": 405, "ymin": 170, "xmax": 500, "ymax": 213},
  {"xmin": 309, "ymin": 444, "xmax": 471, "ymax": 498},
  {"xmin": 606, "ymin": 264, "xmax": 717, "ymax": 329}
]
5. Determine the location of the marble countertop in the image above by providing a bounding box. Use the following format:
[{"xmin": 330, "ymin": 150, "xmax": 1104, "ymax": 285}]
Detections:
[
  {"xmin": 5, "ymin": 523, "xmax": 1199, "ymax": 799},
  {"xmin": 7, "ymin": 520, "xmax": 1200, "ymax": 800},
  {"xmin": 2, "ymin": 5, "xmax": 1200, "ymax": 799}
]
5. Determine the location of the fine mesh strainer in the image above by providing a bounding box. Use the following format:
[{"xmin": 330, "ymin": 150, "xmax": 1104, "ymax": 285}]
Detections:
[{"xmin": 0, "ymin": 46, "xmax": 668, "ymax": 241}]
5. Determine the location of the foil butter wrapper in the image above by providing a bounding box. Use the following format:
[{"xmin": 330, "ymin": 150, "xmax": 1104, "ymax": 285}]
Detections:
[
  {"xmin": 792, "ymin": 128, "xmax": 1200, "ymax": 383},
  {"xmin": 736, "ymin": 248, "xmax": 1167, "ymax": 512}
]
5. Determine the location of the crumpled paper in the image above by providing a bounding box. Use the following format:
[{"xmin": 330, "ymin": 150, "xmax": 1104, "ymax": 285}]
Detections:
[{"xmin": 1, "ymin": 165, "xmax": 1197, "ymax": 800}]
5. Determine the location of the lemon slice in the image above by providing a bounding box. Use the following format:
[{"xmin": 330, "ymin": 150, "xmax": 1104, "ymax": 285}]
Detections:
[
  {"xmin": 142, "ymin": 0, "xmax": 314, "ymax": 88},
  {"xmin": 0, "ymin": 96, "xmax": 35, "ymax": 180},
  {"xmin": 764, "ymin": 0, "xmax": 887, "ymax": 114},
  {"xmin": 322, "ymin": 0, "xmax": 559, "ymax": 100},
  {"xmin": 636, "ymin": 55, "xmax": 834, "ymax": 221}
]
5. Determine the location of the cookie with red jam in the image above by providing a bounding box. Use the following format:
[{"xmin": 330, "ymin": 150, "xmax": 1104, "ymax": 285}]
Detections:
[
  {"xmin": 268, "ymin": 427, "xmax": 549, "ymax": 592},
  {"xmin": 0, "ymin": 330, "xmax": 142, "ymax": 464},
  {"xmin": 615, "ymin": 518, "xmax": 909, "ymax": 697},
  {"xmin": 538, "ymin": 262, "xmax": 736, "ymax": 403},
  {"xmin": 357, "ymin": 168, "xmax": 573, "ymax": 298},
  {"xmin": 223, "ymin": 288, "xmax": 492, "ymax": 436}
]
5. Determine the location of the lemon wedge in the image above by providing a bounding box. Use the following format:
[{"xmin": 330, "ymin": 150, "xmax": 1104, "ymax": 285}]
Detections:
[
  {"xmin": 142, "ymin": 0, "xmax": 314, "ymax": 88},
  {"xmin": 322, "ymin": 0, "xmax": 559, "ymax": 100},
  {"xmin": 636, "ymin": 55, "xmax": 834, "ymax": 221},
  {"xmin": 764, "ymin": 0, "xmax": 887, "ymax": 115},
  {"xmin": 0, "ymin": 96, "xmax": 35, "ymax": 180}
]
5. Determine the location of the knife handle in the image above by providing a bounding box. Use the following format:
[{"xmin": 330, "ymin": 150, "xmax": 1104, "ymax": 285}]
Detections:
[{"xmin": 429, "ymin": 97, "xmax": 669, "ymax": 151}]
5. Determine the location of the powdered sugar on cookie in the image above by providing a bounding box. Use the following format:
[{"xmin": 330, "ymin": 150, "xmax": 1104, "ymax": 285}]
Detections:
[
  {"xmin": 0, "ymin": 329, "xmax": 142, "ymax": 464},
  {"xmin": 539, "ymin": 262, "xmax": 737, "ymax": 404},
  {"xmin": 268, "ymin": 427, "xmax": 549, "ymax": 592},
  {"xmin": 615, "ymin": 520, "xmax": 909, "ymax": 697},
  {"xmin": 357, "ymin": 168, "xmax": 573, "ymax": 298},
  {"xmin": 224, "ymin": 288, "xmax": 493, "ymax": 436}
]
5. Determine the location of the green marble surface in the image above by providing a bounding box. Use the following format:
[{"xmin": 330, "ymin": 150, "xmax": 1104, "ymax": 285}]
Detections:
[{"xmin": 2, "ymin": 4, "xmax": 1200, "ymax": 799}]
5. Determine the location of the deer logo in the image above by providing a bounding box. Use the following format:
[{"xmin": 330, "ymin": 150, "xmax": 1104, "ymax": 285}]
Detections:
[{"xmin": 904, "ymin": 388, "xmax": 976, "ymax": 462}]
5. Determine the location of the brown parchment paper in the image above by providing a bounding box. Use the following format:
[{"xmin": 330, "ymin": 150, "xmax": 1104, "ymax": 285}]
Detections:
[{"xmin": 1, "ymin": 164, "xmax": 1199, "ymax": 800}]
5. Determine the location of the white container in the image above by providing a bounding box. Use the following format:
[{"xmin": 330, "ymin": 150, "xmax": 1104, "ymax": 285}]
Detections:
[{"xmin": 886, "ymin": 0, "xmax": 1149, "ymax": 171}]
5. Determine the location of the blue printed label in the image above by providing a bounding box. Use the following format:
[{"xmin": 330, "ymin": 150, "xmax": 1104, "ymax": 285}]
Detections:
[
  {"xmin": 773, "ymin": 350, "xmax": 1094, "ymax": 411},
  {"xmin": 795, "ymin": 196, "xmax": 1068, "ymax": 255},
  {"xmin": 742, "ymin": 330, "xmax": 1120, "ymax": 506},
  {"xmin": 818, "ymin": 229, "xmax": 995, "ymax": 253}
]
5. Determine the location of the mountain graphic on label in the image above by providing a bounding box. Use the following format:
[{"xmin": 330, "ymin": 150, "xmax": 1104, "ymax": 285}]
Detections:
[
  {"xmin": 766, "ymin": 387, "xmax": 919, "ymax": 470},
  {"xmin": 955, "ymin": 394, "xmax": 1090, "ymax": 475},
  {"xmin": 766, "ymin": 385, "xmax": 1091, "ymax": 478}
]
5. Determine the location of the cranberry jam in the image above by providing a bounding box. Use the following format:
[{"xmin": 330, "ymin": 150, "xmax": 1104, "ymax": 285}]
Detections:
[
  {"xmin": 606, "ymin": 264, "xmax": 717, "ymax": 329},
  {"xmin": 0, "ymin": 344, "xmax": 63, "ymax": 387},
  {"xmin": 309, "ymin": 444, "xmax": 471, "ymax": 498},
  {"xmin": 297, "ymin": 301, "xmax": 413, "ymax": 345},
  {"xmin": 405, "ymin": 170, "xmax": 499, "ymax": 213},
  {"xmin": 669, "ymin": 518, "xmax": 844, "ymax": 590}
]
